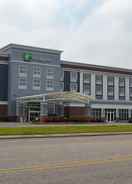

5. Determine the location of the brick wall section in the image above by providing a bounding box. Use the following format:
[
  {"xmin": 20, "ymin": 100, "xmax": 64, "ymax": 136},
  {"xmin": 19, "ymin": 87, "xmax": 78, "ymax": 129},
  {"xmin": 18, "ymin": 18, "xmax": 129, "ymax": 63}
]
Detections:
[
  {"xmin": 0, "ymin": 105, "xmax": 7, "ymax": 116},
  {"xmin": 64, "ymin": 106, "xmax": 88, "ymax": 116},
  {"xmin": 0, "ymin": 104, "xmax": 8, "ymax": 121}
]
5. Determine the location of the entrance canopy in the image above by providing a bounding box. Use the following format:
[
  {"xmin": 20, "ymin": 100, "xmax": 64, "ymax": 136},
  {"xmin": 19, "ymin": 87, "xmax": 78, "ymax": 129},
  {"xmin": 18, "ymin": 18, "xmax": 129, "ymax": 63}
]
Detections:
[
  {"xmin": 16, "ymin": 92, "xmax": 94, "ymax": 122},
  {"xmin": 45, "ymin": 92, "xmax": 94, "ymax": 104},
  {"xmin": 17, "ymin": 92, "xmax": 94, "ymax": 104}
]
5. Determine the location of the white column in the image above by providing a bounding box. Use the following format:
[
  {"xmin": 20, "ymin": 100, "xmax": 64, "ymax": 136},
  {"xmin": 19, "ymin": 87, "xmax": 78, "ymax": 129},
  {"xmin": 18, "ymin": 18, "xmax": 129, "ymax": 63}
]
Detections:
[
  {"xmin": 125, "ymin": 77, "xmax": 129, "ymax": 101},
  {"xmin": 91, "ymin": 72, "xmax": 95, "ymax": 98},
  {"xmin": 80, "ymin": 71, "xmax": 83, "ymax": 95},
  {"xmin": 115, "ymin": 75, "xmax": 119, "ymax": 101},
  {"xmin": 103, "ymin": 74, "xmax": 107, "ymax": 101},
  {"xmin": 128, "ymin": 109, "xmax": 131, "ymax": 119},
  {"xmin": 40, "ymin": 102, "xmax": 48, "ymax": 116},
  {"xmin": 16, "ymin": 101, "xmax": 19, "ymax": 117},
  {"xmin": 116, "ymin": 109, "xmax": 119, "ymax": 120}
]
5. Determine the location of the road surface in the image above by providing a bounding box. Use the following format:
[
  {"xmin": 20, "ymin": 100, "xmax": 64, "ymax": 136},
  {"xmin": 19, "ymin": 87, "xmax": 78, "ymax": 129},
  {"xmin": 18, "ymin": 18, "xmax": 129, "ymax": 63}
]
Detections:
[{"xmin": 0, "ymin": 135, "xmax": 132, "ymax": 183}]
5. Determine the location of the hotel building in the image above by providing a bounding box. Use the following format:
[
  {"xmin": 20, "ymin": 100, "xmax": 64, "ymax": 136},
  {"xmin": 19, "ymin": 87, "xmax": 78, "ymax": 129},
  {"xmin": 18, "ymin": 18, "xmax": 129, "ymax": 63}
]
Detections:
[{"xmin": 0, "ymin": 43, "xmax": 132, "ymax": 122}]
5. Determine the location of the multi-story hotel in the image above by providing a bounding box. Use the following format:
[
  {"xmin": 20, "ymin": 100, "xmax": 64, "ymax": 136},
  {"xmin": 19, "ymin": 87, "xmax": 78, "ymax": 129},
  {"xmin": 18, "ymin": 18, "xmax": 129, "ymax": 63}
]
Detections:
[{"xmin": 0, "ymin": 43, "xmax": 132, "ymax": 122}]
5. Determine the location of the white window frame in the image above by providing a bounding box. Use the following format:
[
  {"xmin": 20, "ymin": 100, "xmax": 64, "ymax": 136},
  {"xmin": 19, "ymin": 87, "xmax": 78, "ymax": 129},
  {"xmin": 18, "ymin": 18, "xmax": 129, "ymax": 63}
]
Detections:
[
  {"xmin": 33, "ymin": 65, "xmax": 41, "ymax": 77},
  {"xmin": 70, "ymin": 82, "xmax": 78, "ymax": 92},
  {"xmin": 60, "ymin": 82, "xmax": 64, "ymax": 91},
  {"xmin": 46, "ymin": 68, "xmax": 54, "ymax": 79},
  {"xmin": 83, "ymin": 73, "xmax": 91, "ymax": 83},
  {"xmin": 33, "ymin": 78, "xmax": 41, "ymax": 90},
  {"xmin": 18, "ymin": 64, "xmax": 27, "ymax": 77},
  {"xmin": 70, "ymin": 71, "xmax": 77, "ymax": 82},
  {"xmin": 46, "ymin": 79, "xmax": 54, "ymax": 91},
  {"xmin": 83, "ymin": 83, "xmax": 91, "ymax": 95},
  {"xmin": 18, "ymin": 77, "xmax": 27, "ymax": 90}
]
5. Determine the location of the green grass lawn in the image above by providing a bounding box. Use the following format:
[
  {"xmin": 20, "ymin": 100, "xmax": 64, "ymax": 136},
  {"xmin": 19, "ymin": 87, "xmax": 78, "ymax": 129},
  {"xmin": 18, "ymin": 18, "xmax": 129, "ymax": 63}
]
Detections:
[{"xmin": 0, "ymin": 125, "xmax": 132, "ymax": 136}]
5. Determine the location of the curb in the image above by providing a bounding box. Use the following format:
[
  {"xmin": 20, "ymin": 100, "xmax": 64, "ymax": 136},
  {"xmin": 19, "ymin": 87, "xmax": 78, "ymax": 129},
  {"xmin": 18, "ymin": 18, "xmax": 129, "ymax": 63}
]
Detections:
[{"xmin": 0, "ymin": 132, "xmax": 132, "ymax": 140}]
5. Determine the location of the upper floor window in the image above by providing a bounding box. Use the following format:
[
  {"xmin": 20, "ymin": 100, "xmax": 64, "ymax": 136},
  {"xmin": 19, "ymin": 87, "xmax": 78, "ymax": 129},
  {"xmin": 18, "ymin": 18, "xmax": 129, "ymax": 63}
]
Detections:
[
  {"xmin": 119, "ymin": 77, "xmax": 125, "ymax": 100},
  {"xmin": 46, "ymin": 79, "xmax": 54, "ymax": 91},
  {"xmin": 33, "ymin": 78, "xmax": 41, "ymax": 90},
  {"xmin": 96, "ymin": 75, "xmax": 103, "ymax": 84},
  {"xmin": 129, "ymin": 77, "xmax": 132, "ymax": 100},
  {"xmin": 107, "ymin": 76, "xmax": 114, "ymax": 86},
  {"xmin": 47, "ymin": 68, "xmax": 54, "ymax": 79},
  {"xmin": 129, "ymin": 77, "xmax": 132, "ymax": 87},
  {"xmin": 70, "ymin": 82, "xmax": 77, "ymax": 92},
  {"xmin": 18, "ymin": 77, "xmax": 27, "ymax": 90},
  {"xmin": 18, "ymin": 64, "xmax": 27, "ymax": 76},
  {"xmin": 83, "ymin": 83, "xmax": 91, "ymax": 95},
  {"xmin": 119, "ymin": 77, "xmax": 125, "ymax": 87},
  {"xmin": 59, "ymin": 82, "xmax": 64, "ymax": 91},
  {"xmin": 70, "ymin": 71, "xmax": 77, "ymax": 82},
  {"xmin": 95, "ymin": 75, "xmax": 103, "ymax": 100},
  {"xmin": 83, "ymin": 73, "xmax": 91, "ymax": 83},
  {"xmin": 33, "ymin": 65, "xmax": 41, "ymax": 77},
  {"xmin": 107, "ymin": 76, "xmax": 114, "ymax": 100}
]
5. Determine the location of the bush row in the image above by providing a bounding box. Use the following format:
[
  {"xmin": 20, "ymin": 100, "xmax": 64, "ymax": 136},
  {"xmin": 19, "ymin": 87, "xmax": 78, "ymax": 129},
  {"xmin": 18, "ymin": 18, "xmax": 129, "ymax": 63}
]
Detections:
[{"xmin": 40, "ymin": 116, "xmax": 105, "ymax": 123}]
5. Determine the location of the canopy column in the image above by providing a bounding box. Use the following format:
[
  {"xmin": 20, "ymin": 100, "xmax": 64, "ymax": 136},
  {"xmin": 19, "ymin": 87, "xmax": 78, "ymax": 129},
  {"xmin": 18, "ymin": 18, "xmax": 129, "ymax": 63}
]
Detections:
[
  {"xmin": 40, "ymin": 102, "xmax": 48, "ymax": 122},
  {"xmin": 16, "ymin": 100, "xmax": 26, "ymax": 122}
]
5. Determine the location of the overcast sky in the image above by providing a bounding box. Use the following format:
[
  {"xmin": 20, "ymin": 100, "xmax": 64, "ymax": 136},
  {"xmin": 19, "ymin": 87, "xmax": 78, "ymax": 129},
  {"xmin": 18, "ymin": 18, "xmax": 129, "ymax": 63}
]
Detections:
[{"xmin": 0, "ymin": 0, "xmax": 131, "ymax": 68}]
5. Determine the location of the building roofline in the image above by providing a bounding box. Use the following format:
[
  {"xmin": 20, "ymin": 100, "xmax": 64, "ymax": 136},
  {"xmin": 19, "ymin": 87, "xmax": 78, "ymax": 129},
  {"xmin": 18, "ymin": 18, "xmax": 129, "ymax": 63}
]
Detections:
[
  {"xmin": 0, "ymin": 43, "xmax": 63, "ymax": 55},
  {"xmin": 61, "ymin": 60, "xmax": 132, "ymax": 75},
  {"xmin": 0, "ymin": 52, "xmax": 9, "ymax": 61}
]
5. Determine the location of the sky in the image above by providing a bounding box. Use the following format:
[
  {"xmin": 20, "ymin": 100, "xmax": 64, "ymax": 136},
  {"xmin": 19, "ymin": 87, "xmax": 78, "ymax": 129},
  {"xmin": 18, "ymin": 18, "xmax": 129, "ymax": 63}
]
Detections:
[{"xmin": 0, "ymin": 0, "xmax": 131, "ymax": 68}]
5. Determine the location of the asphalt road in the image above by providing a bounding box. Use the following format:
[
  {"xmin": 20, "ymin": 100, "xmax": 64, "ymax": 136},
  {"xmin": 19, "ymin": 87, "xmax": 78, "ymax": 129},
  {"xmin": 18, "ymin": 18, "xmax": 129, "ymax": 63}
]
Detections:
[{"xmin": 0, "ymin": 135, "xmax": 132, "ymax": 184}]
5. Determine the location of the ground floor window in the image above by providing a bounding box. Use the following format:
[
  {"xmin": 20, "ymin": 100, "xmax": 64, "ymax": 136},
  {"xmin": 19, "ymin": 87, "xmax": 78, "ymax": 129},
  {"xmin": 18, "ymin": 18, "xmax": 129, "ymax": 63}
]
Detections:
[
  {"xmin": 92, "ymin": 109, "xmax": 102, "ymax": 121},
  {"xmin": 48, "ymin": 103, "xmax": 56, "ymax": 115},
  {"xmin": 119, "ymin": 109, "xmax": 128, "ymax": 120},
  {"xmin": 130, "ymin": 110, "xmax": 132, "ymax": 119}
]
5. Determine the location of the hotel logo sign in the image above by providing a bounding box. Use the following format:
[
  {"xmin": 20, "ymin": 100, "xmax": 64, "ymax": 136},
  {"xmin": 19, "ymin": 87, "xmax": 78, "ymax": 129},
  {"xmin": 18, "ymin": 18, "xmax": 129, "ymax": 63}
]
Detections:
[{"xmin": 23, "ymin": 52, "xmax": 32, "ymax": 61}]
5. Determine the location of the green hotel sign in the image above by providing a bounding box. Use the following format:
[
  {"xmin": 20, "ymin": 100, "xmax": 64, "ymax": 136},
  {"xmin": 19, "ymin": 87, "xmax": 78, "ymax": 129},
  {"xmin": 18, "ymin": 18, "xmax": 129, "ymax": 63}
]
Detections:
[{"xmin": 23, "ymin": 52, "xmax": 32, "ymax": 61}]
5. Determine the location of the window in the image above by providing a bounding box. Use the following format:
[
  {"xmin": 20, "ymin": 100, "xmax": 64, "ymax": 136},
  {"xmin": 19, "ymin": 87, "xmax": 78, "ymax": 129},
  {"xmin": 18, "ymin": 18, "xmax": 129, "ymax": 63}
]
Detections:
[
  {"xmin": 70, "ymin": 82, "xmax": 77, "ymax": 92},
  {"xmin": 48, "ymin": 103, "xmax": 56, "ymax": 115},
  {"xmin": 46, "ymin": 80, "xmax": 54, "ymax": 90},
  {"xmin": 18, "ymin": 77, "xmax": 27, "ymax": 89},
  {"xmin": 83, "ymin": 73, "xmax": 91, "ymax": 83},
  {"xmin": 95, "ymin": 75, "xmax": 103, "ymax": 100},
  {"xmin": 33, "ymin": 65, "xmax": 41, "ymax": 76},
  {"xmin": 119, "ymin": 77, "xmax": 125, "ymax": 100},
  {"xmin": 33, "ymin": 78, "xmax": 41, "ymax": 90},
  {"xmin": 107, "ymin": 76, "xmax": 114, "ymax": 86},
  {"xmin": 129, "ymin": 77, "xmax": 132, "ymax": 87},
  {"xmin": 70, "ymin": 71, "xmax": 77, "ymax": 82},
  {"xmin": 92, "ymin": 109, "xmax": 102, "ymax": 121},
  {"xmin": 119, "ymin": 109, "xmax": 128, "ymax": 120},
  {"xmin": 83, "ymin": 83, "xmax": 91, "ymax": 95},
  {"xmin": 129, "ymin": 77, "xmax": 132, "ymax": 100},
  {"xmin": 47, "ymin": 68, "xmax": 54, "ymax": 79},
  {"xmin": 83, "ymin": 73, "xmax": 91, "ymax": 95},
  {"xmin": 60, "ymin": 82, "xmax": 64, "ymax": 91},
  {"xmin": 96, "ymin": 75, "xmax": 103, "ymax": 84},
  {"xmin": 18, "ymin": 64, "xmax": 27, "ymax": 89},
  {"xmin": 18, "ymin": 64, "xmax": 27, "ymax": 76},
  {"xmin": 107, "ymin": 76, "xmax": 114, "ymax": 100}
]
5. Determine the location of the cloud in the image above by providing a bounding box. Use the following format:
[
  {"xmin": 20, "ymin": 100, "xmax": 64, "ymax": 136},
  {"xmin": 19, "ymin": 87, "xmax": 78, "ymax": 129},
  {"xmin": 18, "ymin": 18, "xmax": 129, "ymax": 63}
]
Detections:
[{"xmin": 0, "ymin": 0, "xmax": 131, "ymax": 68}]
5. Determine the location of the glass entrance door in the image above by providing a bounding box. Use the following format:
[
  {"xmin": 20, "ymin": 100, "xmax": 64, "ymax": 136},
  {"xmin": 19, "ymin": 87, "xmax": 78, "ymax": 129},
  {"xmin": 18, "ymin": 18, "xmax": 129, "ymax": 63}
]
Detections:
[
  {"xmin": 28, "ymin": 111, "xmax": 40, "ymax": 122},
  {"xmin": 105, "ymin": 109, "xmax": 116, "ymax": 122}
]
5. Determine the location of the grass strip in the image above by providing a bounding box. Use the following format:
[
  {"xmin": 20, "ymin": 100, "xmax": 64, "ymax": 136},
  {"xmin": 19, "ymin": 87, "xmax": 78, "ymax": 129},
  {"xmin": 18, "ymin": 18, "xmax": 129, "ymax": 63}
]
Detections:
[{"xmin": 0, "ymin": 125, "xmax": 132, "ymax": 136}]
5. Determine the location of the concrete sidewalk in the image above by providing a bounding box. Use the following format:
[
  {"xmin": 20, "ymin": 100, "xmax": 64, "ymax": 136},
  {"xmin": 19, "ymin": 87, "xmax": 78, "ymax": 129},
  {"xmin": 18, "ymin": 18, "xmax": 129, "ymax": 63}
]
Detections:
[
  {"xmin": 0, "ymin": 122, "xmax": 131, "ymax": 127},
  {"xmin": 0, "ymin": 132, "xmax": 132, "ymax": 140}
]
